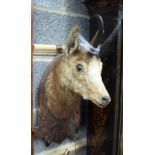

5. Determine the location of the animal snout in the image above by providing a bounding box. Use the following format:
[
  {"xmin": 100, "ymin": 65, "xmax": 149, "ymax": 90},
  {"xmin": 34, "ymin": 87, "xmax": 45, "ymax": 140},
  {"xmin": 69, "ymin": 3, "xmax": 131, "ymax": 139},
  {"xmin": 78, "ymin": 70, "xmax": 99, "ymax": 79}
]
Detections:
[{"xmin": 101, "ymin": 96, "xmax": 111, "ymax": 106}]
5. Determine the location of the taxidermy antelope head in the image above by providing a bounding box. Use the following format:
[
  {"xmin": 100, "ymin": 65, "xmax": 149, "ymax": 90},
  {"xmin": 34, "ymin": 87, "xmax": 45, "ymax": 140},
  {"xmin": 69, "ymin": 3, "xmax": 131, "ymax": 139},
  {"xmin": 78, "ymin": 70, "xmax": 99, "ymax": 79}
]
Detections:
[
  {"xmin": 63, "ymin": 15, "xmax": 121, "ymax": 108},
  {"xmin": 34, "ymin": 14, "xmax": 121, "ymax": 144},
  {"xmin": 63, "ymin": 27, "xmax": 110, "ymax": 108}
]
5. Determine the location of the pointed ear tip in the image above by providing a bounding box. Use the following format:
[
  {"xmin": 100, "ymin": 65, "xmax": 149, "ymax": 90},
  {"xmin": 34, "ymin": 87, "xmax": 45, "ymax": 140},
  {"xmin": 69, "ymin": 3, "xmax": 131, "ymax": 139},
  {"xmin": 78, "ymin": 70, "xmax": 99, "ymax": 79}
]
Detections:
[
  {"xmin": 72, "ymin": 25, "xmax": 79, "ymax": 32},
  {"xmin": 74, "ymin": 25, "xmax": 79, "ymax": 28}
]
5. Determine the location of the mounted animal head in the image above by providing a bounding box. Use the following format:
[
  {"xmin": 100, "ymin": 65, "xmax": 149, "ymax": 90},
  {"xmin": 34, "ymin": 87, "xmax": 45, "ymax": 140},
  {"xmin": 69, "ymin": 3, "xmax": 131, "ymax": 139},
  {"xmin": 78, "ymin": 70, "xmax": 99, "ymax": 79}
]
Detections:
[{"xmin": 61, "ymin": 15, "xmax": 121, "ymax": 108}]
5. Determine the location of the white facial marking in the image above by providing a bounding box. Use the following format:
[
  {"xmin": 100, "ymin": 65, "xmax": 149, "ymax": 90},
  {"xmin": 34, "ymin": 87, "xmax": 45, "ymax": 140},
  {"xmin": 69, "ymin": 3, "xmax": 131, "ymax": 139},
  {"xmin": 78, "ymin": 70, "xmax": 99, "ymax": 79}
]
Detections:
[{"xmin": 88, "ymin": 56, "xmax": 110, "ymax": 96}]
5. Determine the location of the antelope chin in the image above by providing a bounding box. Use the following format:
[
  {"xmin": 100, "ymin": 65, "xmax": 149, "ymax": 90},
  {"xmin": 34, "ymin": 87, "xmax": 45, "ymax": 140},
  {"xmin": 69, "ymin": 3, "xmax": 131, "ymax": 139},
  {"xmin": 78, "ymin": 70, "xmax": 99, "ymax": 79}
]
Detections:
[
  {"xmin": 88, "ymin": 99, "xmax": 107, "ymax": 108},
  {"xmin": 98, "ymin": 103, "xmax": 108, "ymax": 108},
  {"xmin": 82, "ymin": 96, "xmax": 107, "ymax": 108},
  {"xmin": 93, "ymin": 101, "xmax": 107, "ymax": 108}
]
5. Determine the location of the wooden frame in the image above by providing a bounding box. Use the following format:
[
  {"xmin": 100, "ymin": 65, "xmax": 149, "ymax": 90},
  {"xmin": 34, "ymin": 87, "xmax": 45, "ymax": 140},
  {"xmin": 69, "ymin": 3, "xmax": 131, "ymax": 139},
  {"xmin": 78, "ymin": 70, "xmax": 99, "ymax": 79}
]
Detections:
[{"xmin": 33, "ymin": 44, "xmax": 64, "ymax": 56}]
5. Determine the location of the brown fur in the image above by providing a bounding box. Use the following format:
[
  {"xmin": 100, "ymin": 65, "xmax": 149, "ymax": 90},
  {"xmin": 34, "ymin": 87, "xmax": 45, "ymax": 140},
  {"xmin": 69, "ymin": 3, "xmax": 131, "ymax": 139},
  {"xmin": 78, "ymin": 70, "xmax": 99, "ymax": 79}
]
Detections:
[{"xmin": 33, "ymin": 55, "xmax": 81, "ymax": 144}]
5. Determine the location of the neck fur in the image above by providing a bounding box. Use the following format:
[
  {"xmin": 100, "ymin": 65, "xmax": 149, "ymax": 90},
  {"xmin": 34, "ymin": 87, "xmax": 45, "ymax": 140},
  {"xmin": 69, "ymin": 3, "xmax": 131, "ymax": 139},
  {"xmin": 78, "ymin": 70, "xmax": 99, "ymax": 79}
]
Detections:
[{"xmin": 45, "ymin": 56, "xmax": 81, "ymax": 120}]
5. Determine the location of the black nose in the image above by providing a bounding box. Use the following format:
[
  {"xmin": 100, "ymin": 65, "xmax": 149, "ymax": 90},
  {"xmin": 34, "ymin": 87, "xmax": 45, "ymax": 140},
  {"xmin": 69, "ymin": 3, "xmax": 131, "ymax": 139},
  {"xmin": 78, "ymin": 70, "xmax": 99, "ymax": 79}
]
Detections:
[{"xmin": 101, "ymin": 96, "xmax": 111, "ymax": 105}]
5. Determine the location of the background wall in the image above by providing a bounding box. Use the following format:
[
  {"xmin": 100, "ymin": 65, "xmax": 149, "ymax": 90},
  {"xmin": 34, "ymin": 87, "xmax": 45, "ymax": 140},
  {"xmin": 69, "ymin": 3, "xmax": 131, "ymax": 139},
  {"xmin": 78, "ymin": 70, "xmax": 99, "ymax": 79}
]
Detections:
[
  {"xmin": 33, "ymin": 0, "xmax": 89, "ymax": 44},
  {"xmin": 32, "ymin": 0, "xmax": 90, "ymax": 155}
]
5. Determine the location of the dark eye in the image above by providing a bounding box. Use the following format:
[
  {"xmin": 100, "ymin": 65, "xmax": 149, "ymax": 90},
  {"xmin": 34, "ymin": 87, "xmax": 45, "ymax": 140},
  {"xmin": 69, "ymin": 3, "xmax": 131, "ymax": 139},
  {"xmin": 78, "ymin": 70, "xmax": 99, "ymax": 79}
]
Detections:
[{"xmin": 76, "ymin": 64, "xmax": 83, "ymax": 72}]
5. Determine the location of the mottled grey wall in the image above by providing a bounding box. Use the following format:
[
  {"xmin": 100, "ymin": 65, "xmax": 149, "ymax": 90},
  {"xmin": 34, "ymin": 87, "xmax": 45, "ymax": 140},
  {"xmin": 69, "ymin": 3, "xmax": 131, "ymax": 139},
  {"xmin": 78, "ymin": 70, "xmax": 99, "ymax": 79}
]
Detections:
[
  {"xmin": 33, "ymin": 0, "xmax": 89, "ymax": 154},
  {"xmin": 33, "ymin": 0, "xmax": 89, "ymax": 44}
]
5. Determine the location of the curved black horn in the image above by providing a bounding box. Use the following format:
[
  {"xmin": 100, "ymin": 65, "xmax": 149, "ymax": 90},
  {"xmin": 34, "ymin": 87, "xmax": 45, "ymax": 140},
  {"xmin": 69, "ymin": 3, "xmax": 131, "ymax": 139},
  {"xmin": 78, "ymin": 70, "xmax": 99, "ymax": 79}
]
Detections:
[
  {"xmin": 98, "ymin": 19, "xmax": 121, "ymax": 57},
  {"xmin": 90, "ymin": 14, "xmax": 104, "ymax": 47}
]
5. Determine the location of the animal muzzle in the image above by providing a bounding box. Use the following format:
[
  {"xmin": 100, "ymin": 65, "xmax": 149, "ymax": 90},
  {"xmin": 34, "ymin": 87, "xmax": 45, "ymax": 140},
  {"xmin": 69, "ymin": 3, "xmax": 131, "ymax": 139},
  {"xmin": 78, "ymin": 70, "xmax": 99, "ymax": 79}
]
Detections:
[
  {"xmin": 87, "ymin": 91, "xmax": 111, "ymax": 108},
  {"xmin": 100, "ymin": 95, "xmax": 111, "ymax": 107}
]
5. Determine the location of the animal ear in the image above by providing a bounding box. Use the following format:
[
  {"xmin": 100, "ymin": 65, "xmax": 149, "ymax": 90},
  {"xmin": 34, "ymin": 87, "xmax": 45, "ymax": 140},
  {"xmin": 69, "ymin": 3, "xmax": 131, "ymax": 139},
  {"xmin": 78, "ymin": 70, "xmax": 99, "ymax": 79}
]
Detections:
[{"xmin": 65, "ymin": 25, "xmax": 79, "ymax": 55}]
